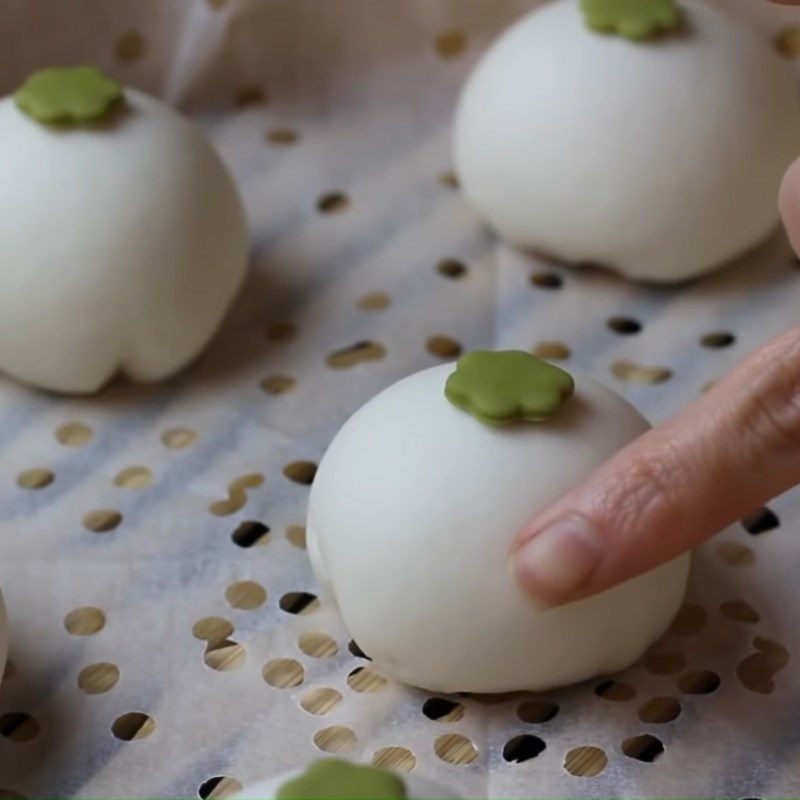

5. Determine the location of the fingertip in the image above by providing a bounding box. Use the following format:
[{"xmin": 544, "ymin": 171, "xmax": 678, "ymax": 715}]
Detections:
[{"xmin": 511, "ymin": 514, "xmax": 605, "ymax": 607}]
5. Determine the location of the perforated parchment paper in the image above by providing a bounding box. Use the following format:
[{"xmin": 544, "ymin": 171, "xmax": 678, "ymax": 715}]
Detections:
[{"xmin": 0, "ymin": 1, "xmax": 800, "ymax": 798}]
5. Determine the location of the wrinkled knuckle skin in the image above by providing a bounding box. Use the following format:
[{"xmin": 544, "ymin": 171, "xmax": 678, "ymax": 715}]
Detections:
[
  {"xmin": 735, "ymin": 338, "xmax": 800, "ymax": 462},
  {"xmin": 594, "ymin": 443, "xmax": 688, "ymax": 543},
  {"xmin": 746, "ymin": 391, "xmax": 800, "ymax": 458}
]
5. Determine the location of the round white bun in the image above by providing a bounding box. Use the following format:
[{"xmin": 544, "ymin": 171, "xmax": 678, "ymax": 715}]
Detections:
[
  {"xmin": 0, "ymin": 88, "xmax": 248, "ymax": 393},
  {"xmin": 454, "ymin": 0, "xmax": 800, "ymax": 283},
  {"xmin": 307, "ymin": 363, "xmax": 690, "ymax": 693}
]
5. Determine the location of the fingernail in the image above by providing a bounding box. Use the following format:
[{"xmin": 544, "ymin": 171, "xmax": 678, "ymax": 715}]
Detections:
[{"xmin": 513, "ymin": 515, "xmax": 604, "ymax": 605}]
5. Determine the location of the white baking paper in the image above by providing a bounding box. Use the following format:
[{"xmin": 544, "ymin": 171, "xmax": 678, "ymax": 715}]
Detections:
[{"xmin": 0, "ymin": 1, "xmax": 799, "ymax": 797}]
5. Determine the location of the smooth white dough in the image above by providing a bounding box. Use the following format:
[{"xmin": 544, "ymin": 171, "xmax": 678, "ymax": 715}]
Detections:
[
  {"xmin": 307, "ymin": 364, "xmax": 690, "ymax": 694},
  {"xmin": 0, "ymin": 89, "xmax": 248, "ymax": 393},
  {"xmin": 234, "ymin": 770, "xmax": 456, "ymax": 799},
  {"xmin": 454, "ymin": 0, "xmax": 800, "ymax": 283}
]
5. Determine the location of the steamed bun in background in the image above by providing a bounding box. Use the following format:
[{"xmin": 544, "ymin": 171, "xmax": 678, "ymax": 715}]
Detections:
[
  {"xmin": 454, "ymin": 0, "xmax": 800, "ymax": 283},
  {"xmin": 0, "ymin": 66, "xmax": 248, "ymax": 393}
]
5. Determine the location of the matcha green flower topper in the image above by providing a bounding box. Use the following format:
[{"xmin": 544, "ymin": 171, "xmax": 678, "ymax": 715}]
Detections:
[
  {"xmin": 445, "ymin": 350, "xmax": 575, "ymax": 425},
  {"xmin": 580, "ymin": 0, "xmax": 682, "ymax": 40},
  {"xmin": 14, "ymin": 66, "xmax": 124, "ymax": 125},
  {"xmin": 276, "ymin": 759, "xmax": 407, "ymax": 800}
]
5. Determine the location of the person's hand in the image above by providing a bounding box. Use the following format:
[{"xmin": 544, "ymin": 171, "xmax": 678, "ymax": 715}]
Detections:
[{"xmin": 511, "ymin": 153, "xmax": 800, "ymax": 607}]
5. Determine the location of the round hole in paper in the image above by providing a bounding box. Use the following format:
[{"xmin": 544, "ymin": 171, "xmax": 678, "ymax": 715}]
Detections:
[
  {"xmin": 192, "ymin": 617, "xmax": 234, "ymax": 643},
  {"xmin": 111, "ymin": 712, "xmax": 156, "ymax": 741},
  {"xmin": 426, "ymin": 335, "xmax": 462, "ymax": 359},
  {"xmin": 741, "ymin": 507, "xmax": 779, "ymax": 535},
  {"xmin": 775, "ymin": 27, "xmax": 800, "ymax": 57},
  {"xmin": 720, "ymin": 599, "xmax": 760, "ymax": 624},
  {"xmin": 700, "ymin": 331, "xmax": 735, "ymax": 349},
  {"xmin": 503, "ymin": 734, "xmax": 546, "ymax": 763},
  {"xmin": 198, "ymin": 776, "xmax": 243, "ymax": 799},
  {"xmin": 314, "ymin": 725, "xmax": 358, "ymax": 754},
  {"xmin": 434, "ymin": 733, "xmax": 478, "ymax": 765},
  {"xmin": 64, "ymin": 607, "xmax": 105, "ymax": 636},
  {"xmin": 209, "ymin": 473, "xmax": 264, "ymax": 516},
  {"xmin": 372, "ymin": 746, "xmax": 416, "ymax": 773},
  {"xmin": 317, "ymin": 192, "xmax": 349, "ymax": 214},
  {"xmin": 607, "ymin": 317, "xmax": 642, "ymax": 335},
  {"xmin": 78, "ymin": 662, "xmax": 120, "ymax": 695},
  {"xmin": 232, "ymin": 521, "xmax": 270, "ymax": 548},
  {"xmin": 530, "ymin": 272, "xmax": 563, "ymax": 290},
  {"xmin": 737, "ymin": 637, "xmax": 789, "ymax": 695},
  {"xmin": 435, "ymin": 30, "xmax": 466, "ymax": 58},
  {"xmin": 56, "ymin": 422, "xmax": 93, "ymax": 446},
  {"xmin": 346, "ymin": 666, "xmax": 387, "ymax": 693},
  {"xmin": 300, "ymin": 687, "xmax": 343, "ymax": 716},
  {"xmin": 439, "ymin": 171, "xmax": 460, "ymax": 190},
  {"xmin": 16, "ymin": 468, "xmax": 54, "ymax": 489},
  {"xmin": 348, "ymin": 640, "xmax": 371, "ymax": 660},
  {"xmin": 279, "ymin": 591, "xmax": 319, "ymax": 615},
  {"xmin": 161, "ymin": 427, "xmax": 198, "ymax": 449},
  {"xmin": 678, "ymin": 670, "xmax": 721, "ymax": 695},
  {"xmin": 563, "ymin": 746, "xmax": 607, "ymax": 777},
  {"xmin": 298, "ymin": 631, "xmax": 339, "ymax": 659},
  {"xmin": 622, "ymin": 734, "xmax": 665, "ymax": 763},
  {"xmin": 225, "ymin": 580, "xmax": 267, "ymax": 610},
  {"xmin": 422, "ymin": 698, "xmax": 465, "ymax": 723},
  {"xmin": 263, "ymin": 659, "xmax": 304, "ymax": 689},
  {"xmin": 437, "ymin": 258, "xmax": 467, "ymax": 279},
  {"xmin": 533, "ymin": 341, "xmax": 571, "ymax": 361},
  {"xmin": 638, "ymin": 696, "xmax": 681, "ymax": 724},
  {"xmin": 114, "ymin": 466, "xmax": 152, "ymax": 489},
  {"xmin": 286, "ymin": 525, "xmax": 307, "ymax": 549},
  {"xmin": 283, "ymin": 461, "xmax": 317, "ymax": 485},
  {"xmin": 358, "ymin": 292, "xmax": 391, "ymax": 311},
  {"xmin": 611, "ymin": 360, "xmax": 672, "ymax": 385},
  {"xmin": 261, "ymin": 375, "xmax": 295, "ymax": 395},
  {"xmin": 716, "ymin": 542, "xmax": 755, "ymax": 567},
  {"xmin": 0, "ymin": 713, "xmax": 39, "ymax": 743},
  {"xmin": 326, "ymin": 341, "xmax": 386, "ymax": 369},
  {"xmin": 83, "ymin": 509, "xmax": 122, "ymax": 533},
  {"xmin": 204, "ymin": 640, "xmax": 246, "ymax": 672}
]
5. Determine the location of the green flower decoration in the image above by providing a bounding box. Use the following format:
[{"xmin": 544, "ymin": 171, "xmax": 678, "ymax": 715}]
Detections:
[
  {"xmin": 276, "ymin": 759, "xmax": 407, "ymax": 800},
  {"xmin": 14, "ymin": 66, "xmax": 124, "ymax": 125},
  {"xmin": 445, "ymin": 350, "xmax": 575, "ymax": 425},
  {"xmin": 580, "ymin": 0, "xmax": 682, "ymax": 40}
]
